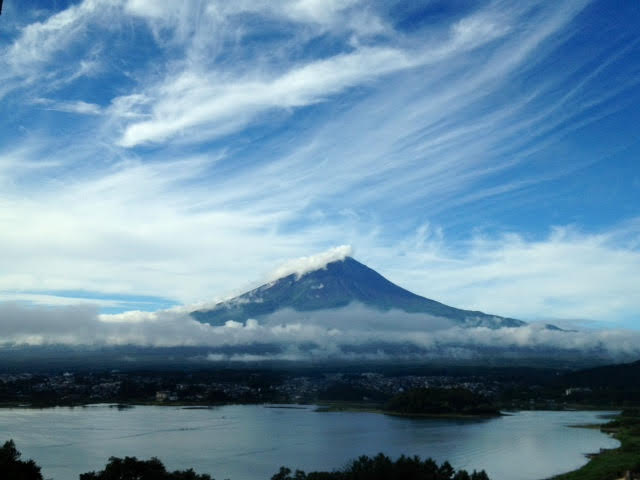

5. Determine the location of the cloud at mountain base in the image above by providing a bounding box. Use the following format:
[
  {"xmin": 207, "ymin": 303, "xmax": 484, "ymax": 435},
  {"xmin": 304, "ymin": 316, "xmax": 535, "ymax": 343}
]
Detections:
[{"xmin": 1, "ymin": 301, "xmax": 639, "ymax": 361}]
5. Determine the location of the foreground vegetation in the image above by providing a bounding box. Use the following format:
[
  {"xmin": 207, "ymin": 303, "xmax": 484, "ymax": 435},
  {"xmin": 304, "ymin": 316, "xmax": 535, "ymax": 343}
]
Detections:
[
  {"xmin": 0, "ymin": 440, "xmax": 42, "ymax": 480},
  {"xmin": 0, "ymin": 440, "xmax": 490, "ymax": 480},
  {"xmin": 269, "ymin": 454, "xmax": 490, "ymax": 480},
  {"xmin": 552, "ymin": 409, "xmax": 640, "ymax": 480}
]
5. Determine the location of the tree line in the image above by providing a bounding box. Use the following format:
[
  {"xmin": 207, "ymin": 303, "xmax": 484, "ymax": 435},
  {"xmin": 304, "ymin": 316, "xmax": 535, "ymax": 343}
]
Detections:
[{"xmin": 1, "ymin": 440, "xmax": 490, "ymax": 480}]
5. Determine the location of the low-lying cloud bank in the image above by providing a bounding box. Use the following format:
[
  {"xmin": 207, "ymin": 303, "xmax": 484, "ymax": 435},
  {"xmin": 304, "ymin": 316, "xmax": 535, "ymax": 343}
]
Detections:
[{"xmin": 1, "ymin": 302, "xmax": 639, "ymax": 362}]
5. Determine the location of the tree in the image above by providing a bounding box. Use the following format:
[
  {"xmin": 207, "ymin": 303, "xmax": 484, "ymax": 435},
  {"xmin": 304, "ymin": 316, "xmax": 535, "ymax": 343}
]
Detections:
[
  {"xmin": 273, "ymin": 453, "xmax": 491, "ymax": 480},
  {"xmin": 0, "ymin": 439, "xmax": 43, "ymax": 480},
  {"xmin": 79, "ymin": 456, "xmax": 214, "ymax": 480},
  {"xmin": 470, "ymin": 471, "xmax": 490, "ymax": 480},
  {"xmin": 271, "ymin": 467, "xmax": 308, "ymax": 480},
  {"xmin": 453, "ymin": 471, "xmax": 471, "ymax": 480}
]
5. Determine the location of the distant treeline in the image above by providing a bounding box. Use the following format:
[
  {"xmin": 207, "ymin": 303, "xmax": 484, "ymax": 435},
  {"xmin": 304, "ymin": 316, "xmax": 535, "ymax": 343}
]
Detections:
[
  {"xmin": 559, "ymin": 360, "xmax": 640, "ymax": 405},
  {"xmin": 1, "ymin": 440, "xmax": 490, "ymax": 480}
]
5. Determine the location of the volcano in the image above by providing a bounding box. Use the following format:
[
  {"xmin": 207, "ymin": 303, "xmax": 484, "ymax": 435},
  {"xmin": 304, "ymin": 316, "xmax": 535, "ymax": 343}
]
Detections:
[{"xmin": 191, "ymin": 256, "xmax": 526, "ymax": 329}]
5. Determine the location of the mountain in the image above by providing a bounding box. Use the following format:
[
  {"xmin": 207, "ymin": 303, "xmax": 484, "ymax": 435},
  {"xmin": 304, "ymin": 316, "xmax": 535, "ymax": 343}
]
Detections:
[{"xmin": 191, "ymin": 256, "xmax": 526, "ymax": 329}]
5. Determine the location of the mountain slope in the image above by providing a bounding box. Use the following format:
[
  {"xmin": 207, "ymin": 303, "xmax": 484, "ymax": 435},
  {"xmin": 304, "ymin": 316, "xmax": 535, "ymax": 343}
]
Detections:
[{"xmin": 191, "ymin": 257, "xmax": 526, "ymax": 328}]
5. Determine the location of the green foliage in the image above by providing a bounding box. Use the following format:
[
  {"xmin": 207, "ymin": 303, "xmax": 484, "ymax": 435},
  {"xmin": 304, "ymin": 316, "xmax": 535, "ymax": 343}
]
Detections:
[
  {"xmin": 79, "ymin": 456, "xmax": 214, "ymax": 480},
  {"xmin": 0, "ymin": 439, "xmax": 43, "ymax": 480},
  {"xmin": 384, "ymin": 388, "xmax": 499, "ymax": 415},
  {"xmin": 270, "ymin": 453, "xmax": 491, "ymax": 480}
]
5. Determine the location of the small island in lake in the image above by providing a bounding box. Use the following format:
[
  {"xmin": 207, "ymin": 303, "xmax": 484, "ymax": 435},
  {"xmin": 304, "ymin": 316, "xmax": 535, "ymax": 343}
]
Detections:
[{"xmin": 383, "ymin": 387, "xmax": 501, "ymax": 417}]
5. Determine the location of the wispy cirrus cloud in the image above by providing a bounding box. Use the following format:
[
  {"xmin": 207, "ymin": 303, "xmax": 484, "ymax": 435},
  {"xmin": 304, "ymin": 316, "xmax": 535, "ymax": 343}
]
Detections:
[
  {"xmin": 376, "ymin": 223, "xmax": 640, "ymax": 324},
  {"xmin": 114, "ymin": 47, "xmax": 417, "ymax": 147},
  {"xmin": 32, "ymin": 97, "xmax": 102, "ymax": 115},
  {"xmin": 0, "ymin": 0, "xmax": 639, "ymax": 333}
]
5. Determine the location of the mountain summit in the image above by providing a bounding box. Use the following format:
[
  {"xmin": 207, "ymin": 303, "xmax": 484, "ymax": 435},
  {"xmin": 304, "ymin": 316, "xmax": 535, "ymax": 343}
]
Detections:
[{"xmin": 191, "ymin": 257, "xmax": 526, "ymax": 329}]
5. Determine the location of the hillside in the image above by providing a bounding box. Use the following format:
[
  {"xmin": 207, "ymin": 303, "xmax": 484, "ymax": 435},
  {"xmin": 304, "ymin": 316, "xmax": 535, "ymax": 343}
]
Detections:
[{"xmin": 563, "ymin": 359, "xmax": 640, "ymax": 388}]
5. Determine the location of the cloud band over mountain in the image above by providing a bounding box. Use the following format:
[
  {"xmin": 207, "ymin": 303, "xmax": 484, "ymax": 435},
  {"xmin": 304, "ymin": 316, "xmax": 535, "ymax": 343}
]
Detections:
[{"xmin": 1, "ymin": 302, "xmax": 639, "ymax": 362}]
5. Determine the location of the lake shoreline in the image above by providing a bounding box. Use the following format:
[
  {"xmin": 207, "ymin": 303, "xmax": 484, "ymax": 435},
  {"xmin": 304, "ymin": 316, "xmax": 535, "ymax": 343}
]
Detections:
[{"xmin": 549, "ymin": 409, "xmax": 639, "ymax": 480}]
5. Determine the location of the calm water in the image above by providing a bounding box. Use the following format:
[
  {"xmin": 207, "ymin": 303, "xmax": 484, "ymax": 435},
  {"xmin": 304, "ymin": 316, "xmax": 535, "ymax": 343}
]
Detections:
[{"xmin": 0, "ymin": 405, "xmax": 619, "ymax": 480}]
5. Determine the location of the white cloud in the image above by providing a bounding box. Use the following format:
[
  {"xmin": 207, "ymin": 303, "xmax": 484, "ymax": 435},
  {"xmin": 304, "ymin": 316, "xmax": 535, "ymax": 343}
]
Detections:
[
  {"xmin": 269, "ymin": 245, "xmax": 353, "ymax": 281},
  {"xmin": 283, "ymin": 0, "xmax": 360, "ymax": 24},
  {"xmin": 378, "ymin": 224, "xmax": 640, "ymax": 322},
  {"xmin": 0, "ymin": 292, "xmax": 122, "ymax": 308},
  {"xmin": 0, "ymin": 0, "xmax": 119, "ymax": 98},
  {"xmin": 33, "ymin": 98, "xmax": 102, "ymax": 115},
  {"xmin": 123, "ymin": 0, "xmax": 386, "ymax": 36},
  {"xmin": 111, "ymin": 0, "xmax": 523, "ymax": 148},
  {"xmin": 1, "ymin": 302, "xmax": 639, "ymax": 362},
  {"xmin": 115, "ymin": 47, "xmax": 417, "ymax": 147},
  {"xmin": 124, "ymin": 0, "xmax": 172, "ymax": 19}
]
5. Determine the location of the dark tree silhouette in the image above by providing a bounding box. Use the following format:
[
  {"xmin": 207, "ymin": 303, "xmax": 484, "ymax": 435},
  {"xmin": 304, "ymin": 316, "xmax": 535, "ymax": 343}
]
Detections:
[
  {"xmin": 270, "ymin": 453, "xmax": 491, "ymax": 480},
  {"xmin": 79, "ymin": 456, "xmax": 214, "ymax": 480},
  {"xmin": 0, "ymin": 439, "xmax": 43, "ymax": 480}
]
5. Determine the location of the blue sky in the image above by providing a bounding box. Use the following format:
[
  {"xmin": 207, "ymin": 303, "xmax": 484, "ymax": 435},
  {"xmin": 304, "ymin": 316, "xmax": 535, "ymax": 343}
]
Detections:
[{"xmin": 0, "ymin": 0, "xmax": 639, "ymax": 327}]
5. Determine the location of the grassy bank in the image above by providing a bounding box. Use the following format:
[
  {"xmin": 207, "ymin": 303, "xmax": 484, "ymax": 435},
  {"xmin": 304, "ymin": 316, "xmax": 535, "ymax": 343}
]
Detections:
[{"xmin": 552, "ymin": 409, "xmax": 640, "ymax": 480}]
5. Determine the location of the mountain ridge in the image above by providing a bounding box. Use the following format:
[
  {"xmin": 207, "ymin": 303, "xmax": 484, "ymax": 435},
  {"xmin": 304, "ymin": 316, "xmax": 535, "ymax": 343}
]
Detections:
[{"xmin": 191, "ymin": 256, "xmax": 526, "ymax": 329}]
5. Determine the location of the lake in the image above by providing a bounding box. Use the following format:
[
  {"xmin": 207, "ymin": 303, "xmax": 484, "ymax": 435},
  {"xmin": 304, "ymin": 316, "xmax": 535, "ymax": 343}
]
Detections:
[{"xmin": 0, "ymin": 405, "xmax": 619, "ymax": 480}]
